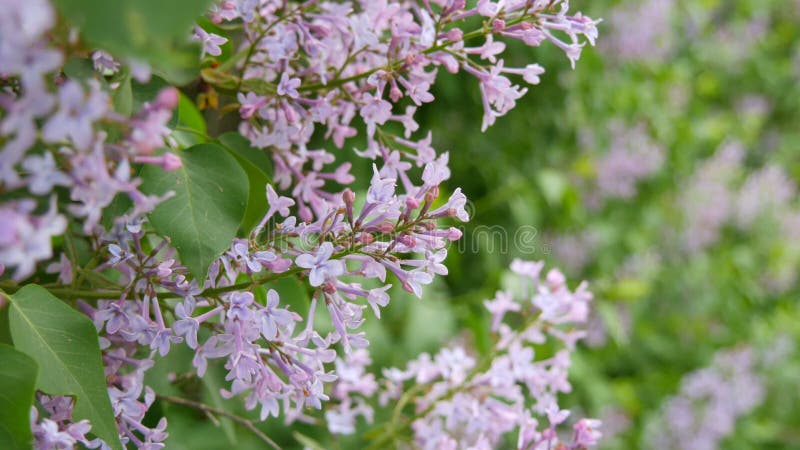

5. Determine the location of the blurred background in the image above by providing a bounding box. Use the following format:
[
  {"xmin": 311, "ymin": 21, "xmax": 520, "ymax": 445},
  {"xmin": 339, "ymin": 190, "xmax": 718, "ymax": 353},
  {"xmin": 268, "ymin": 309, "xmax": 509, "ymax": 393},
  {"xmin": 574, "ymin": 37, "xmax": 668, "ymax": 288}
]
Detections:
[
  {"xmin": 153, "ymin": 0, "xmax": 800, "ymax": 448},
  {"xmin": 432, "ymin": 0, "xmax": 800, "ymax": 448}
]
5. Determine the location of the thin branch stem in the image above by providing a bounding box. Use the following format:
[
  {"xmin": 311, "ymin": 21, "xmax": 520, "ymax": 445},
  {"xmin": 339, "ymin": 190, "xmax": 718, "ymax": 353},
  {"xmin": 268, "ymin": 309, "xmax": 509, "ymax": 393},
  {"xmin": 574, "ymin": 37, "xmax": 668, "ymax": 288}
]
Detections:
[{"xmin": 157, "ymin": 394, "xmax": 282, "ymax": 450}]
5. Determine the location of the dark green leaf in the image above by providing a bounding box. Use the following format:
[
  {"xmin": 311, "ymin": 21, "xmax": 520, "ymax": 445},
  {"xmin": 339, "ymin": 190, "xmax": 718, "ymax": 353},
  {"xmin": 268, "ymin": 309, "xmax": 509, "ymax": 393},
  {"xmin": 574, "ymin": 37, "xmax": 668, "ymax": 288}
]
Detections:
[
  {"xmin": 0, "ymin": 344, "xmax": 39, "ymax": 450},
  {"xmin": 8, "ymin": 285, "xmax": 121, "ymax": 450},
  {"xmin": 218, "ymin": 132, "xmax": 272, "ymax": 233},
  {"xmin": 100, "ymin": 192, "xmax": 133, "ymax": 230},
  {"xmin": 131, "ymin": 76, "xmax": 171, "ymax": 114},
  {"xmin": 140, "ymin": 143, "xmax": 248, "ymax": 279},
  {"xmin": 63, "ymin": 57, "xmax": 96, "ymax": 81}
]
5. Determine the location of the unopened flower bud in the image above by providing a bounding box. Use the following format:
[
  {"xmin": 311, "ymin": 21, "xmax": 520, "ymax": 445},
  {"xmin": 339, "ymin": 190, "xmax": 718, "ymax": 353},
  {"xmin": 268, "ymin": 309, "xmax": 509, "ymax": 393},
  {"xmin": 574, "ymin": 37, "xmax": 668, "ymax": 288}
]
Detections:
[
  {"xmin": 405, "ymin": 196, "xmax": 420, "ymax": 211},
  {"xmin": 492, "ymin": 19, "xmax": 506, "ymax": 32},
  {"xmin": 378, "ymin": 221, "xmax": 395, "ymax": 234},
  {"xmin": 299, "ymin": 205, "xmax": 313, "ymax": 223},
  {"xmin": 322, "ymin": 281, "xmax": 337, "ymax": 294},
  {"xmin": 161, "ymin": 153, "xmax": 182, "ymax": 171},
  {"xmin": 155, "ymin": 87, "xmax": 179, "ymax": 110},
  {"xmin": 447, "ymin": 227, "xmax": 463, "ymax": 241},
  {"xmin": 389, "ymin": 85, "xmax": 403, "ymax": 102},
  {"xmin": 359, "ymin": 233, "xmax": 375, "ymax": 244},
  {"xmin": 343, "ymin": 189, "xmax": 356, "ymax": 205},
  {"xmin": 425, "ymin": 186, "xmax": 439, "ymax": 204},
  {"xmin": 397, "ymin": 234, "xmax": 417, "ymax": 247},
  {"xmin": 446, "ymin": 29, "xmax": 463, "ymax": 42},
  {"xmin": 282, "ymin": 102, "xmax": 298, "ymax": 123}
]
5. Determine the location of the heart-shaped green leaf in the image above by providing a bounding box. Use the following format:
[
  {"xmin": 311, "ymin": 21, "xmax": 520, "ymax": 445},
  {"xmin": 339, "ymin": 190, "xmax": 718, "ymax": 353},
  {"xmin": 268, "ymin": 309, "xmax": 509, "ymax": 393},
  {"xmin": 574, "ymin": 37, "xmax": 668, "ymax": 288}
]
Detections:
[
  {"xmin": 141, "ymin": 143, "xmax": 248, "ymax": 279},
  {"xmin": 8, "ymin": 285, "xmax": 121, "ymax": 450},
  {"xmin": 218, "ymin": 132, "xmax": 273, "ymax": 233}
]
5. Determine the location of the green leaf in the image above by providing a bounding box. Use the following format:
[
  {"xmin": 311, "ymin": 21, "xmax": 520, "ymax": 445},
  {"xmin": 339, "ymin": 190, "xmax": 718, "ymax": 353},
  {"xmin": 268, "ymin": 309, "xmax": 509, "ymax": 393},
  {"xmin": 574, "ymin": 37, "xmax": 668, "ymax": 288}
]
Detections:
[
  {"xmin": 172, "ymin": 94, "xmax": 208, "ymax": 148},
  {"xmin": 218, "ymin": 132, "xmax": 272, "ymax": 233},
  {"xmin": 292, "ymin": 431, "xmax": 327, "ymax": 450},
  {"xmin": 201, "ymin": 365, "xmax": 237, "ymax": 445},
  {"xmin": 53, "ymin": 0, "xmax": 212, "ymax": 70},
  {"xmin": 260, "ymin": 276, "xmax": 309, "ymax": 313},
  {"xmin": 141, "ymin": 143, "xmax": 248, "ymax": 279},
  {"xmin": 217, "ymin": 132, "xmax": 271, "ymax": 178},
  {"xmin": 0, "ymin": 344, "xmax": 39, "ymax": 450},
  {"xmin": 112, "ymin": 75, "xmax": 133, "ymax": 117},
  {"xmin": 131, "ymin": 76, "xmax": 171, "ymax": 114},
  {"xmin": 8, "ymin": 285, "xmax": 121, "ymax": 450},
  {"xmin": 100, "ymin": 192, "xmax": 134, "ymax": 230},
  {"xmin": 63, "ymin": 57, "xmax": 97, "ymax": 82},
  {"xmin": 536, "ymin": 169, "xmax": 568, "ymax": 206}
]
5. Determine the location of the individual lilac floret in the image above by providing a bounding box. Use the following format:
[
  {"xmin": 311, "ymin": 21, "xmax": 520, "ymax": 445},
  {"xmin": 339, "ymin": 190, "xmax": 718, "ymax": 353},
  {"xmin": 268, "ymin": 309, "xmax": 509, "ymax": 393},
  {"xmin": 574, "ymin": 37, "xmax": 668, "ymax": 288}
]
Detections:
[
  {"xmin": 193, "ymin": 26, "xmax": 227, "ymax": 58},
  {"xmin": 295, "ymin": 242, "xmax": 345, "ymax": 287},
  {"xmin": 91, "ymin": 49, "xmax": 120, "ymax": 73}
]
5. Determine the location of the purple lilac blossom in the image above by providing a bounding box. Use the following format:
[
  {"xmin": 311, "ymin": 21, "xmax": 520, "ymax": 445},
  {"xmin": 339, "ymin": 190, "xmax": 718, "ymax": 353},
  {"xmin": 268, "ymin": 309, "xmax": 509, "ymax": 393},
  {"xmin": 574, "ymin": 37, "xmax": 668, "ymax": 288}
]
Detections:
[
  {"xmin": 600, "ymin": 0, "xmax": 674, "ymax": 63},
  {"xmin": 680, "ymin": 141, "xmax": 744, "ymax": 252},
  {"xmin": 594, "ymin": 121, "xmax": 665, "ymax": 201},
  {"xmin": 348, "ymin": 259, "xmax": 601, "ymax": 449},
  {"xmin": 644, "ymin": 347, "xmax": 765, "ymax": 450}
]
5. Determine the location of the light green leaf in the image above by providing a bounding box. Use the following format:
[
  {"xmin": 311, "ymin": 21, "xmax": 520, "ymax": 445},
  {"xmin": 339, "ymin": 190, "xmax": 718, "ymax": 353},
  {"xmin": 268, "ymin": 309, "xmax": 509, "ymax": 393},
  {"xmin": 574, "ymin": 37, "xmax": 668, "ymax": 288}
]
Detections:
[
  {"xmin": 0, "ymin": 344, "xmax": 39, "ymax": 450},
  {"xmin": 536, "ymin": 169, "xmax": 568, "ymax": 206},
  {"xmin": 218, "ymin": 132, "xmax": 272, "ymax": 233},
  {"xmin": 53, "ymin": 0, "xmax": 212, "ymax": 71},
  {"xmin": 112, "ymin": 75, "xmax": 133, "ymax": 117},
  {"xmin": 292, "ymin": 431, "xmax": 327, "ymax": 450},
  {"xmin": 8, "ymin": 285, "xmax": 121, "ymax": 450},
  {"xmin": 172, "ymin": 94, "xmax": 208, "ymax": 148},
  {"xmin": 141, "ymin": 143, "xmax": 248, "ymax": 279}
]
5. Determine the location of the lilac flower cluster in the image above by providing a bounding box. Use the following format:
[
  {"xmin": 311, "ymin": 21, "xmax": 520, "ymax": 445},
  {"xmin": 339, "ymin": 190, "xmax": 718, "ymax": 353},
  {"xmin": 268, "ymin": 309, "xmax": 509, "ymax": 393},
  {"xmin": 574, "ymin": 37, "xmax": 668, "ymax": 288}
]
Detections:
[
  {"xmin": 644, "ymin": 347, "xmax": 765, "ymax": 450},
  {"xmin": 680, "ymin": 140, "xmax": 800, "ymax": 263},
  {"xmin": 549, "ymin": 228, "xmax": 601, "ymax": 274},
  {"xmin": 600, "ymin": 0, "xmax": 674, "ymax": 63},
  {"xmin": 0, "ymin": 0, "xmax": 180, "ymax": 281},
  {"xmin": 30, "ymin": 394, "xmax": 105, "ymax": 450},
  {"xmin": 83, "ymin": 154, "xmax": 469, "ymax": 434},
  {"xmin": 679, "ymin": 141, "xmax": 745, "ymax": 252},
  {"xmin": 206, "ymin": 0, "xmax": 599, "ymax": 222},
  {"xmin": 335, "ymin": 259, "xmax": 602, "ymax": 449},
  {"xmin": 592, "ymin": 122, "xmax": 664, "ymax": 202}
]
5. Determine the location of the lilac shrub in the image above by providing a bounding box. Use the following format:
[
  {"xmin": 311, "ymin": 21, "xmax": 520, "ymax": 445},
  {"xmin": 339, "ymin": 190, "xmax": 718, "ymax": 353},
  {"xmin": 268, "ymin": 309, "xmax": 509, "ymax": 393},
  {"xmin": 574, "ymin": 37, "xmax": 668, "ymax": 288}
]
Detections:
[
  {"xmin": 644, "ymin": 347, "xmax": 766, "ymax": 450},
  {"xmin": 599, "ymin": 0, "xmax": 674, "ymax": 63},
  {"xmin": 0, "ymin": 0, "xmax": 602, "ymax": 448}
]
